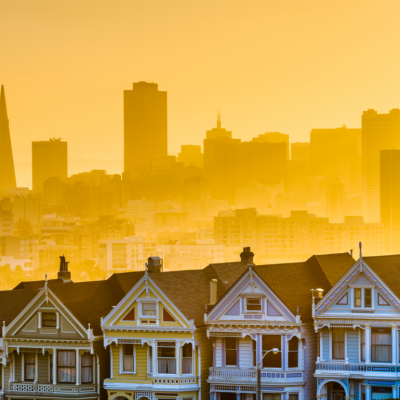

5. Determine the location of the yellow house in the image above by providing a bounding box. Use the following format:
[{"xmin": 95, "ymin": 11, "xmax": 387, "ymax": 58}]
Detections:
[{"xmin": 101, "ymin": 258, "xmax": 210, "ymax": 400}]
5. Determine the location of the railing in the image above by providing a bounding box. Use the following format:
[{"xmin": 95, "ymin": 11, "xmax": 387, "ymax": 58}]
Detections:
[
  {"xmin": 316, "ymin": 362, "xmax": 399, "ymax": 373},
  {"xmin": 8, "ymin": 382, "xmax": 97, "ymax": 395},
  {"xmin": 209, "ymin": 368, "xmax": 303, "ymax": 382}
]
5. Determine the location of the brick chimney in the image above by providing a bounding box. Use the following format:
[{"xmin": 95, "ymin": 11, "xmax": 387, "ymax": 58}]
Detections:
[
  {"xmin": 147, "ymin": 257, "xmax": 163, "ymax": 273},
  {"xmin": 240, "ymin": 247, "xmax": 254, "ymax": 265},
  {"xmin": 58, "ymin": 255, "xmax": 72, "ymax": 282}
]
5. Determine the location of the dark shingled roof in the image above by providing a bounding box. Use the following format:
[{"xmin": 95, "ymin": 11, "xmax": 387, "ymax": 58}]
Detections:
[{"xmin": 0, "ymin": 252, "xmax": 356, "ymax": 335}]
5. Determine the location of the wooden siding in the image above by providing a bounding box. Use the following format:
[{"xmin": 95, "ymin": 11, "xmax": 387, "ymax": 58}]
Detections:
[
  {"xmin": 37, "ymin": 354, "xmax": 49, "ymax": 383},
  {"xmin": 195, "ymin": 326, "xmax": 212, "ymax": 400},
  {"xmin": 347, "ymin": 329, "xmax": 359, "ymax": 363},
  {"xmin": 303, "ymin": 322, "xmax": 317, "ymax": 400},
  {"xmin": 239, "ymin": 339, "xmax": 252, "ymax": 369},
  {"xmin": 112, "ymin": 343, "xmax": 148, "ymax": 381},
  {"xmin": 322, "ymin": 329, "xmax": 330, "ymax": 361},
  {"xmin": 215, "ymin": 338, "xmax": 222, "ymax": 367}
]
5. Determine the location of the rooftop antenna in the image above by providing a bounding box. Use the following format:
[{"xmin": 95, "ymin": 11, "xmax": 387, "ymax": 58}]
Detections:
[{"xmin": 359, "ymin": 241, "xmax": 362, "ymax": 259}]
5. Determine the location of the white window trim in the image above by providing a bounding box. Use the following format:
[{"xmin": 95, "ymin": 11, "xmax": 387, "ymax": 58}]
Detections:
[
  {"xmin": 119, "ymin": 344, "xmax": 136, "ymax": 374},
  {"xmin": 350, "ymin": 286, "xmax": 375, "ymax": 311},
  {"xmin": 137, "ymin": 298, "xmax": 160, "ymax": 321},
  {"xmin": 156, "ymin": 341, "xmax": 179, "ymax": 377},
  {"xmin": 329, "ymin": 328, "xmax": 347, "ymax": 362},
  {"xmin": 287, "ymin": 336, "xmax": 301, "ymax": 370},
  {"xmin": 244, "ymin": 296, "xmax": 263, "ymax": 314},
  {"xmin": 181, "ymin": 343, "xmax": 194, "ymax": 375}
]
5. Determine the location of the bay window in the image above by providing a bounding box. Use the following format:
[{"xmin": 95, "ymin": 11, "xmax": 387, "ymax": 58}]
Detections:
[
  {"xmin": 58, "ymin": 351, "xmax": 76, "ymax": 383},
  {"xmin": 371, "ymin": 327, "xmax": 391, "ymax": 363},
  {"xmin": 81, "ymin": 353, "xmax": 92, "ymax": 383},
  {"xmin": 148, "ymin": 346, "xmax": 153, "ymax": 374},
  {"xmin": 262, "ymin": 335, "xmax": 281, "ymax": 368},
  {"xmin": 25, "ymin": 353, "xmax": 36, "ymax": 381},
  {"xmin": 121, "ymin": 344, "xmax": 135, "ymax": 372},
  {"xmin": 288, "ymin": 337, "xmax": 298, "ymax": 368},
  {"xmin": 157, "ymin": 342, "xmax": 176, "ymax": 374},
  {"xmin": 225, "ymin": 338, "xmax": 237, "ymax": 366},
  {"xmin": 182, "ymin": 343, "xmax": 192, "ymax": 374},
  {"xmin": 332, "ymin": 328, "xmax": 345, "ymax": 360}
]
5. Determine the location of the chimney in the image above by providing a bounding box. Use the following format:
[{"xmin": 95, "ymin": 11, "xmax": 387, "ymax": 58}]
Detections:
[
  {"xmin": 147, "ymin": 257, "xmax": 163, "ymax": 273},
  {"xmin": 209, "ymin": 279, "xmax": 217, "ymax": 305},
  {"xmin": 58, "ymin": 255, "xmax": 72, "ymax": 282},
  {"xmin": 240, "ymin": 247, "xmax": 254, "ymax": 265}
]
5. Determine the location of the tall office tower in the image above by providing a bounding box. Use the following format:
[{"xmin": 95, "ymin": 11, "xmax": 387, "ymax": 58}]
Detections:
[
  {"xmin": 291, "ymin": 142, "xmax": 310, "ymax": 171},
  {"xmin": 362, "ymin": 109, "xmax": 400, "ymax": 223},
  {"xmin": 0, "ymin": 85, "xmax": 17, "ymax": 193},
  {"xmin": 380, "ymin": 150, "xmax": 400, "ymax": 253},
  {"xmin": 310, "ymin": 126, "xmax": 361, "ymax": 196},
  {"xmin": 253, "ymin": 132, "xmax": 289, "ymax": 159},
  {"xmin": 326, "ymin": 177, "xmax": 347, "ymax": 223},
  {"xmin": 32, "ymin": 139, "xmax": 68, "ymax": 194},
  {"xmin": 124, "ymin": 82, "xmax": 167, "ymax": 173}
]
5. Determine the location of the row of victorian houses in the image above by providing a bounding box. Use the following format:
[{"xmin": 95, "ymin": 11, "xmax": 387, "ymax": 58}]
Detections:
[{"xmin": 0, "ymin": 247, "xmax": 399, "ymax": 400}]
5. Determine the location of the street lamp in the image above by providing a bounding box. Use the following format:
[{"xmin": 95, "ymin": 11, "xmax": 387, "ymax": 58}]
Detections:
[{"xmin": 257, "ymin": 348, "xmax": 281, "ymax": 400}]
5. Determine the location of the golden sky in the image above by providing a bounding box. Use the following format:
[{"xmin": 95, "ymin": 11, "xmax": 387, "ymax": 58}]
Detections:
[{"xmin": 2, "ymin": 0, "xmax": 400, "ymax": 165}]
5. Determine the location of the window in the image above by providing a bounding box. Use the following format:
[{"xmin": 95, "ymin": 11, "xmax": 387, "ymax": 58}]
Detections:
[
  {"xmin": 182, "ymin": 343, "xmax": 192, "ymax": 374},
  {"xmin": 122, "ymin": 344, "xmax": 135, "ymax": 372},
  {"xmin": 262, "ymin": 335, "xmax": 281, "ymax": 368},
  {"xmin": 225, "ymin": 338, "xmax": 237, "ymax": 366},
  {"xmin": 355, "ymin": 289, "xmax": 362, "ymax": 307},
  {"xmin": 332, "ymin": 328, "xmax": 345, "ymax": 360},
  {"xmin": 361, "ymin": 329, "xmax": 365, "ymax": 362},
  {"xmin": 253, "ymin": 340, "xmax": 257, "ymax": 367},
  {"xmin": 25, "ymin": 353, "xmax": 36, "ymax": 381},
  {"xmin": 142, "ymin": 303, "xmax": 156, "ymax": 316},
  {"xmin": 263, "ymin": 394, "xmax": 281, "ymax": 400},
  {"xmin": 157, "ymin": 342, "xmax": 176, "ymax": 374},
  {"xmin": 288, "ymin": 337, "xmax": 298, "ymax": 368},
  {"xmin": 246, "ymin": 298, "xmax": 262, "ymax": 311},
  {"xmin": 371, "ymin": 328, "xmax": 391, "ymax": 363},
  {"xmin": 148, "ymin": 346, "xmax": 153, "ymax": 374},
  {"xmin": 58, "ymin": 351, "xmax": 76, "ymax": 383},
  {"xmin": 289, "ymin": 395, "xmax": 299, "ymax": 400},
  {"xmin": 365, "ymin": 289, "xmax": 372, "ymax": 308},
  {"xmin": 81, "ymin": 353, "xmax": 92, "ymax": 383},
  {"xmin": 43, "ymin": 313, "xmax": 57, "ymax": 328}
]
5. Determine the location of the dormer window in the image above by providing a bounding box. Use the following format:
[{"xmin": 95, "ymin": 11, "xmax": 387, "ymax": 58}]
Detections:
[
  {"xmin": 142, "ymin": 303, "xmax": 156, "ymax": 317},
  {"xmin": 365, "ymin": 289, "xmax": 372, "ymax": 307},
  {"xmin": 353, "ymin": 288, "xmax": 373, "ymax": 309},
  {"xmin": 354, "ymin": 289, "xmax": 362, "ymax": 307},
  {"xmin": 246, "ymin": 297, "xmax": 262, "ymax": 312}
]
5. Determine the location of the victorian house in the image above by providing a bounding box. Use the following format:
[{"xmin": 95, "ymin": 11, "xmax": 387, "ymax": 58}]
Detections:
[
  {"xmin": 0, "ymin": 257, "xmax": 112, "ymax": 400},
  {"xmin": 205, "ymin": 251, "xmax": 354, "ymax": 400},
  {"xmin": 314, "ymin": 251, "xmax": 400, "ymax": 400}
]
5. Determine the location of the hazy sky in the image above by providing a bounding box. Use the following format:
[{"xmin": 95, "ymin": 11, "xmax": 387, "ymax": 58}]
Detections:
[{"xmin": 2, "ymin": 0, "xmax": 400, "ymax": 165}]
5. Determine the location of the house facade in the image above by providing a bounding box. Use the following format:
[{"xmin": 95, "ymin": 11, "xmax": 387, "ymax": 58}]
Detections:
[{"xmin": 314, "ymin": 252, "xmax": 400, "ymax": 400}]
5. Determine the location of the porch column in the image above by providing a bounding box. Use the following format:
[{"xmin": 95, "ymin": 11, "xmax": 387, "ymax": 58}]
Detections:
[
  {"xmin": 76, "ymin": 349, "xmax": 80, "ymax": 385},
  {"xmin": 365, "ymin": 385, "xmax": 371, "ymax": 400},
  {"xmin": 365, "ymin": 325, "xmax": 371, "ymax": 364},
  {"xmin": 392, "ymin": 325, "xmax": 397, "ymax": 364},
  {"xmin": 236, "ymin": 386, "xmax": 240, "ymax": 400},
  {"xmin": 53, "ymin": 350, "xmax": 57, "ymax": 384},
  {"xmin": 392, "ymin": 386, "xmax": 397, "ymax": 399}
]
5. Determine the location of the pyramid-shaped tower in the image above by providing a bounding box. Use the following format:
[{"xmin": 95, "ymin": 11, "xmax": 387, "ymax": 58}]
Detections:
[{"xmin": 0, "ymin": 85, "xmax": 17, "ymax": 192}]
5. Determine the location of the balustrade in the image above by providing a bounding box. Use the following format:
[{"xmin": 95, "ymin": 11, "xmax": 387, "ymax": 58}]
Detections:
[
  {"xmin": 209, "ymin": 367, "xmax": 303, "ymax": 382},
  {"xmin": 316, "ymin": 362, "xmax": 399, "ymax": 374},
  {"xmin": 8, "ymin": 382, "xmax": 97, "ymax": 395}
]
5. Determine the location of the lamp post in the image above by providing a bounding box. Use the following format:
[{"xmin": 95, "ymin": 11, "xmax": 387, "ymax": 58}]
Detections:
[{"xmin": 257, "ymin": 348, "xmax": 281, "ymax": 400}]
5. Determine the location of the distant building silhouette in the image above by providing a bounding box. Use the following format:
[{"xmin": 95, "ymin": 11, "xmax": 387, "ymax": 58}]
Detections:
[
  {"xmin": 380, "ymin": 149, "xmax": 400, "ymax": 253},
  {"xmin": 0, "ymin": 85, "xmax": 17, "ymax": 193},
  {"xmin": 124, "ymin": 82, "xmax": 167, "ymax": 173},
  {"xmin": 177, "ymin": 145, "xmax": 203, "ymax": 169},
  {"xmin": 291, "ymin": 142, "xmax": 310, "ymax": 171},
  {"xmin": 326, "ymin": 177, "xmax": 347, "ymax": 223},
  {"xmin": 362, "ymin": 109, "xmax": 400, "ymax": 223},
  {"xmin": 310, "ymin": 126, "xmax": 361, "ymax": 196},
  {"xmin": 32, "ymin": 139, "xmax": 67, "ymax": 193},
  {"xmin": 253, "ymin": 132, "xmax": 289, "ymax": 159}
]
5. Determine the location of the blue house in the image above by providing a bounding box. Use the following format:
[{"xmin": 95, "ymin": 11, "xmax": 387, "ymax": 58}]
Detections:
[
  {"xmin": 314, "ymin": 251, "xmax": 400, "ymax": 400},
  {"xmin": 205, "ymin": 249, "xmax": 354, "ymax": 400}
]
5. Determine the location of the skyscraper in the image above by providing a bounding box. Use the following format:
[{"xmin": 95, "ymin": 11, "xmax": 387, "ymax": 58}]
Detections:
[
  {"xmin": 0, "ymin": 85, "xmax": 17, "ymax": 193},
  {"xmin": 124, "ymin": 82, "xmax": 167, "ymax": 173},
  {"xmin": 362, "ymin": 109, "xmax": 400, "ymax": 223},
  {"xmin": 380, "ymin": 150, "xmax": 400, "ymax": 253},
  {"xmin": 310, "ymin": 126, "xmax": 361, "ymax": 196},
  {"xmin": 32, "ymin": 139, "xmax": 68, "ymax": 194}
]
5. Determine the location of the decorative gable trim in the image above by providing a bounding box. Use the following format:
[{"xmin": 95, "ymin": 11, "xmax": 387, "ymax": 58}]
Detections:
[{"xmin": 315, "ymin": 258, "xmax": 400, "ymax": 316}]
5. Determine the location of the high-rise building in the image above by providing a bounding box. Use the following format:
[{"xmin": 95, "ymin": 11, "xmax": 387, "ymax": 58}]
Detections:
[
  {"xmin": 253, "ymin": 132, "xmax": 289, "ymax": 159},
  {"xmin": 32, "ymin": 139, "xmax": 68, "ymax": 193},
  {"xmin": 291, "ymin": 142, "xmax": 310, "ymax": 171},
  {"xmin": 362, "ymin": 109, "xmax": 400, "ymax": 223},
  {"xmin": 0, "ymin": 85, "xmax": 17, "ymax": 193},
  {"xmin": 326, "ymin": 177, "xmax": 347, "ymax": 223},
  {"xmin": 380, "ymin": 149, "xmax": 400, "ymax": 253},
  {"xmin": 124, "ymin": 82, "xmax": 167, "ymax": 173},
  {"xmin": 310, "ymin": 126, "xmax": 361, "ymax": 196},
  {"xmin": 177, "ymin": 145, "xmax": 203, "ymax": 169}
]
